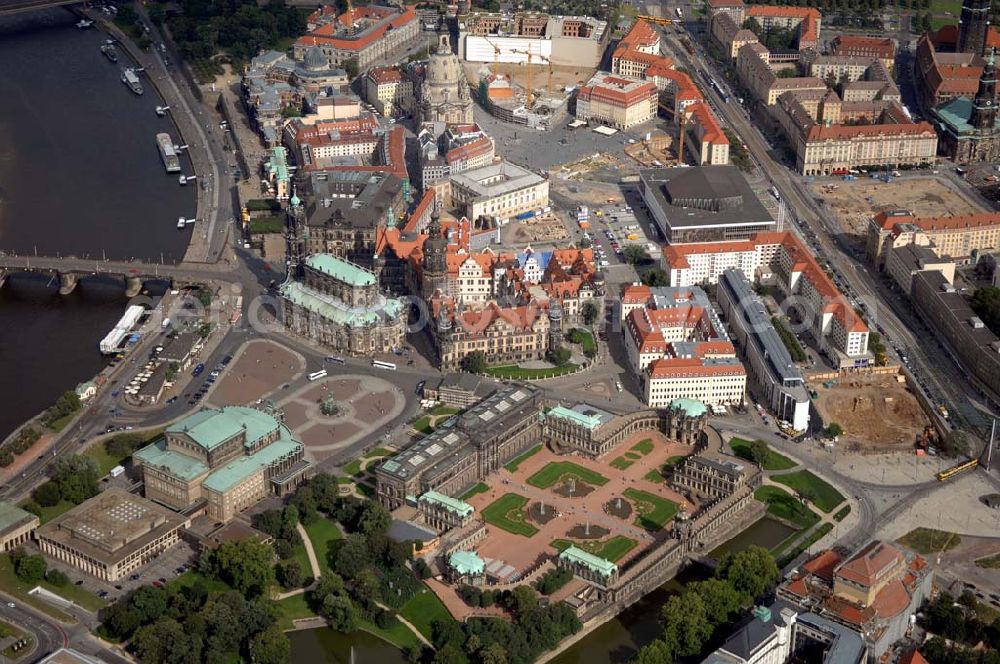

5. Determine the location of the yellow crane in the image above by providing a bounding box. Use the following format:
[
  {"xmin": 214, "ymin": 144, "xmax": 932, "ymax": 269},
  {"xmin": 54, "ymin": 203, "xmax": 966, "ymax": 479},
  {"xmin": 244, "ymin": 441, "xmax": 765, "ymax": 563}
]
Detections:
[
  {"xmin": 483, "ymin": 35, "xmax": 504, "ymax": 79},
  {"xmin": 535, "ymin": 52, "xmax": 553, "ymax": 98},
  {"xmin": 510, "ymin": 46, "xmax": 538, "ymax": 108}
]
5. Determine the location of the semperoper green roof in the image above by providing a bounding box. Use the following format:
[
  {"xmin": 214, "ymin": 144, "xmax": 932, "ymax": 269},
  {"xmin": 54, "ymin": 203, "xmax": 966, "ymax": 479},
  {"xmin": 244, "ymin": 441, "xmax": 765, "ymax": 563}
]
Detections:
[
  {"xmin": 547, "ymin": 405, "xmax": 602, "ymax": 430},
  {"xmin": 202, "ymin": 439, "xmax": 302, "ymax": 493},
  {"xmin": 166, "ymin": 407, "xmax": 281, "ymax": 452},
  {"xmin": 134, "ymin": 440, "xmax": 211, "ymax": 481},
  {"xmin": 670, "ymin": 398, "xmax": 707, "ymax": 418},
  {"xmin": 559, "ymin": 545, "xmax": 617, "ymax": 578},
  {"xmin": 0, "ymin": 502, "xmax": 37, "ymax": 533},
  {"xmin": 305, "ymin": 254, "xmax": 376, "ymax": 287},
  {"xmin": 449, "ymin": 550, "xmax": 485, "ymax": 576},
  {"xmin": 279, "ymin": 280, "xmax": 405, "ymax": 327},
  {"xmin": 419, "ymin": 491, "xmax": 474, "ymax": 518}
]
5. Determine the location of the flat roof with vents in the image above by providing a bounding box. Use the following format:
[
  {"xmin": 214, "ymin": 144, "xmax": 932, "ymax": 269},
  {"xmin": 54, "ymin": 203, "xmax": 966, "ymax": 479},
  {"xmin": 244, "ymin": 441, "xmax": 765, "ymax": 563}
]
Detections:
[{"xmin": 35, "ymin": 488, "xmax": 187, "ymax": 567}]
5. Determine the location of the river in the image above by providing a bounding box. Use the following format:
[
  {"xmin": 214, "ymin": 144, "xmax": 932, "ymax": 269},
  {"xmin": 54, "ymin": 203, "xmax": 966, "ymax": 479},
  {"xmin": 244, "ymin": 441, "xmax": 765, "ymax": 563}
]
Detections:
[
  {"xmin": 288, "ymin": 518, "xmax": 798, "ymax": 663},
  {"xmin": 0, "ymin": 8, "xmax": 195, "ymax": 441}
]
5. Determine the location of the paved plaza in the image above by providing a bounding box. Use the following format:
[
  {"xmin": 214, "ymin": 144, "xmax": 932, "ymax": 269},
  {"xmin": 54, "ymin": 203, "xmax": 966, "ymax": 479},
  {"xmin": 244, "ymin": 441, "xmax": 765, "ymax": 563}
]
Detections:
[
  {"xmin": 207, "ymin": 339, "xmax": 304, "ymax": 406},
  {"xmin": 277, "ymin": 374, "xmax": 405, "ymax": 463}
]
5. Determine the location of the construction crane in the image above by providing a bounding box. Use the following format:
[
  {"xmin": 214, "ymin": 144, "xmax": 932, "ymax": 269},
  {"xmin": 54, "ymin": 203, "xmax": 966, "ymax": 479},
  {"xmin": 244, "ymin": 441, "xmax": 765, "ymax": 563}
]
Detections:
[
  {"xmin": 483, "ymin": 35, "xmax": 504, "ymax": 78},
  {"xmin": 536, "ymin": 52, "xmax": 553, "ymax": 98},
  {"xmin": 510, "ymin": 46, "xmax": 538, "ymax": 108}
]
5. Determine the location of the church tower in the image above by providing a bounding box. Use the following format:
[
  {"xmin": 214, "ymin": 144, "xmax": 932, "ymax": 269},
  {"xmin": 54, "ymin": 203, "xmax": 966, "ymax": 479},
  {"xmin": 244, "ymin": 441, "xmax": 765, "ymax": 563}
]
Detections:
[
  {"xmin": 422, "ymin": 210, "xmax": 449, "ymax": 296},
  {"xmin": 972, "ymin": 49, "xmax": 998, "ymax": 130},
  {"xmin": 286, "ymin": 187, "xmax": 307, "ymax": 278},
  {"xmin": 959, "ymin": 0, "xmax": 991, "ymax": 56}
]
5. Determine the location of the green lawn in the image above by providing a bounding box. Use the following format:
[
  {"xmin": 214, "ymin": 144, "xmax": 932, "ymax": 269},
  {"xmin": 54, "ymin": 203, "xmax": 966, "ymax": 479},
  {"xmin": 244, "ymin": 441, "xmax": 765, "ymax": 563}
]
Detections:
[
  {"xmin": 611, "ymin": 457, "xmax": 634, "ymax": 471},
  {"xmin": 429, "ymin": 405, "xmax": 460, "ymax": 417},
  {"xmin": 527, "ymin": 462, "xmax": 609, "ymax": 489},
  {"xmin": 899, "ymin": 527, "xmax": 961, "ymax": 555},
  {"xmin": 341, "ymin": 458, "xmax": 366, "ymax": 477},
  {"xmin": 929, "ymin": 0, "xmax": 960, "ymax": 13},
  {"xmin": 0, "ymin": 618, "xmax": 31, "ymax": 659},
  {"xmin": 399, "ymin": 585, "xmax": 453, "ymax": 640},
  {"xmin": 342, "ymin": 447, "xmax": 390, "ymax": 477},
  {"xmin": 663, "ymin": 455, "xmax": 687, "ymax": 468},
  {"xmin": 0, "ymin": 555, "xmax": 103, "ymax": 621},
  {"xmin": 304, "ymin": 518, "xmax": 342, "ymax": 578},
  {"xmin": 624, "ymin": 452, "xmax": 641, "ymax": 460},
  {"xmin": 644, "ymin": 469, "xmax": 666, "ymax": 483},
  {"xmin": 729, "ymin": 438, "xmax": 797, "ymax": 471},
  {"xmin": 485, "ymin": 363, "xmax": 580, "ymax": 379},
  {"xmin": 623, "ymin": 489, "xmax": 679, "ymax": 530},
  {"xmin": 833, "ymin": 505, "xmax": 852, "ymax": 522},
  {"xmin": 289, "ymin": 542, "xmax": 313, "ymax": 584},
  {"xmin": 568, "ymin": 328, "xmax": 596, "ymax": 354},
  {"xmin": 171, "ymin": 570, "xmax": 231, "ymax": 596},
  {"xmin": 631, "ymin": 439, "xmax": 654, "ymax": 456},
  {"xmin": 777, "ymin": 523, "xmax": 834, "ymax": 567},
  {"xmin": 460, "ymin": 483, "xmax": 490, "ymax": 500},
  {"xmin": 20, "ymin": 499, "xmax": 73, "ymax": 526},
  {"xmin": 48, "ymin": 412, "xmax": 78, "ymax": 433},
  {"xmin": 504, "ymin": 445, "xmax": 542, "ymax": 472},
  {"xmin": 358, "ymin": 614, "xmax": 422, "ymax": 650},
  {"xmin": 481, "ymin": 493, "xmax": 537, "ymax": 537},
  {"xmin": 771, "ymin": 471, "xmax": 845, "ymax": 513},
  {"xmin": 275, "ymin": 593, "xmax": 316, "ymax": 631},
  {"xmin": 976, "ymin": 553, "xmax": 1000, "ymax": 569},
  {"xmin": 365, "ymin": 447, "xmax": 393, "ymax": 458},
  {"xmin": 411, "ymin": 416, "xmax": 433, "ymax": 435},
  {"xmin": 754, "ymin": 486, "xmax": 819, "ymax": 530},
  {"xmin": 550, "ymin": 535, "xmax": 638, "ymax": 563}
]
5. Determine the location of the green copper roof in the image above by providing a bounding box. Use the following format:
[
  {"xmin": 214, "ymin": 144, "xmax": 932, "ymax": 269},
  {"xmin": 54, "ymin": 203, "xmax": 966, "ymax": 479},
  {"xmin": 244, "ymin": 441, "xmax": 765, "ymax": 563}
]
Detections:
[
  {"xmin": 166, "ymin": 407, "xmax": 281, "ymax": 452},
  {"xmin": 448, "ymin": 550, "xmax": 485, "ymax": 575},
  {"xmin": 559, "ymin": 545, "xmax": 617, "ymax": 578},
  {"xmin": 419, "ymin": 491, "xmax": 474, "ymax": 518},
  {"xmin": 134, "ymin": 440, "xmax": 210, "ymax": 482},
  {"xmin": 547, "ymin": 405, "xmax": 602, "ymax": 430},
  {"xmin": 0, "ymin": 502, "xmax": 37, "ymax": 533},
  {"xmin": 202, "ymin": 439, "xmax": 302, "ymax": 493},
  {"xmin": 670, "ymin": 398, "xmax": 707, "ymax": 418},
  {"xmin": 267, "ymin": 146, "xmax": 289, "ymax": 183},
  {"xmin": 279, "ymin": 280, "xmax": 405, "ymax": 327},
  {"xmin": 305, "ymin": 254, "xmax": 376, "ymax": 287},
  {"xmin": 935, "ymin": 96, "xmax": 1000, "ymax": 134}
]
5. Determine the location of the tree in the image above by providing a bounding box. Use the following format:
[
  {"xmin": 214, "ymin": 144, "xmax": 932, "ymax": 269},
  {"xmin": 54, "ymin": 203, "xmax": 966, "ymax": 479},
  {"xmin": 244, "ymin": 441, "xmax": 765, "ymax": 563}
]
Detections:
[
  {"xmin": 414, "ymin": 558, "xmax": 433, "ymax": 580},
  {"xmin": 747, "ymin": 439, "xmax": 771, "ymax": 467},
  {"xmin": 661, "ymin": 593, "xmax": 712, "ymax": 657},
  {"xmin": 203, "ymin": 540, "xmax": 275, "ymax": 598},
  {"xmin": 546, "ymin": 346, "xmax": 572, "ymax": 366},
  {"xmin": 716, "ymin": 546, "xmax": 780, "ymax": 604},
  {"xmin": 14, "ymin": 554, "xmax": 46, "ymax": 583},
  {"xmin": 344, "ymin": 58, "xmax": 359, "ymax": 79},
  {"xmin": 632, "ymin": 638, "xmax": 674, "ymax": 664},
  {"xmin": 433, "ymin": 644, "xmax": 470, "ymax": 664},
  {"xmin": 250, "ymin": 624, "xmax": 290, "ymax": 664},
  {"xmin": 582, "ymin": 301, "xmax": 600, "ymax": 326},
  {"xmin": 358, "ymin": 502, "xmax": 391, "ymax": 538},
  {"xmin": 32, "ymin": 481, "xmax": 62, "ymax": 507},
  {"xmin": 276, "ymin": 559, "xmax": 304, "ymax": 589},
  {"xmin": 825, "ymin": 422, "xmax": 844, "ymax": 438},
  {"xmin": 45, "ymin": 569, "xmax": 69, "ymax": 587},
  {"xmin": 479, "ymin": 642, "xmax": 508, "ymax": 664},
  {"xmin": 321, "ymin": 593, "xmax": 357, "ymax": 632},
  {"xmin": 52, "ymin": 454, "xmax": 100, "ymax": 504},
  {"xmin": 332, "ymin": 534, "xmax": 370, "ymax": 580},
  {"xmin": 130, "ymin": 585, "xmax": 168, "ymax": 624},
  {"xmin": 462, "ymin": 351, "xmax": 488, "ymax": 374},
  {"xmin": 690, "ymin": 578, "xmax": 741, "ymax": 624},
  {"xmin": 623, "ymin": 245, "xmax": 650, "ymax": 265},
  {"xmin": 509, "ymin": 585, "xmax": 538, "ymax": 615},
  {"xmin": 641, "ymin": 268, "xmax": 670, "ymax": 287}
]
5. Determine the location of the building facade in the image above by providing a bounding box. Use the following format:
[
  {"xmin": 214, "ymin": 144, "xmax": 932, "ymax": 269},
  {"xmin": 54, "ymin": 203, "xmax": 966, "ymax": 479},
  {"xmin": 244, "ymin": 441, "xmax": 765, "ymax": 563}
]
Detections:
[
  {"xmin": 134, "ymin": 407, "xmax": 311, "ymax": 523},
  {"xmin": 35, "ymin": 490, "xmax": 189, "ymax": 582},
  {"xmin": 0, "ymin": 503, "xmax": 38, "ymax": 553},
  {"xmin": 419, "ymin": 35, "xmax": 475, "ymax": 125},
  {"xmin": 363, "ymin": 66, "xmax": 414, "ymax": 118},
  {"xmin": 575, "ymin": 73, "xmax": 658, "ymax": 130},
  {"xmin": 294, "ymin": 5, "xmax": 421, "ymax": 70}
]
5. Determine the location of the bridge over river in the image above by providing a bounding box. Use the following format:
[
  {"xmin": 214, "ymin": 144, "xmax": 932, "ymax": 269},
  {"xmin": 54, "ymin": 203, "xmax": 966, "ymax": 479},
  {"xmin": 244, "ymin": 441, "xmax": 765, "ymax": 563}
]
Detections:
[
  {"xmin": 0, "ymin": 255, "xmax": 239, "ymax": 296},
  {"xmin": 0, "ymin": 0, "xmax": 84, "ymax": 16}
]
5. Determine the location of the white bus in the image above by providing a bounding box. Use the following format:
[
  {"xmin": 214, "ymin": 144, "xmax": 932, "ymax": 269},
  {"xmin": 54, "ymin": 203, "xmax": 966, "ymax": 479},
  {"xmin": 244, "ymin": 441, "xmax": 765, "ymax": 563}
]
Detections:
[
  {"xmin": 308, "ymin": 369, "xmax": 328, "ymax": 381},
  {"xmin": 372, "ymin": 360, "xmax": 397, "ymax": 371}
]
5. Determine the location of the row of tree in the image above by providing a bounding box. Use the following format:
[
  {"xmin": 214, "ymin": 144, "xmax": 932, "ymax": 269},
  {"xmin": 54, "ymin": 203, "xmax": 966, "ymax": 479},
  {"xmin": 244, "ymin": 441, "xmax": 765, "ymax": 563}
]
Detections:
[
  {"xmin": 632, "ymin": 546, "xmax": 780, "ymax": 663},
  {"xmin": 0, "ymin": 426, "xmax": 40, "ymax": 467},
  {"xmin": 8, "ymin": 549, "xmax": 68, "ymax": 587}
]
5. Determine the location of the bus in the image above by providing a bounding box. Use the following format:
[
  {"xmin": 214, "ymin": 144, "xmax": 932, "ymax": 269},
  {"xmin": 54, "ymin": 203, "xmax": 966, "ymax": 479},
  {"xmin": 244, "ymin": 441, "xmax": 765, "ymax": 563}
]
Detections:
[
  {"xmin": 372, "ymin": 360, "xmax": 397, "ymax": 371},
  {"xmin": 308, "ymin": 369, "xmax": 328, "ymax": 381},
  {"xmin": 937, "ymin": 458, "xmax": 977, "ymax": 481}
]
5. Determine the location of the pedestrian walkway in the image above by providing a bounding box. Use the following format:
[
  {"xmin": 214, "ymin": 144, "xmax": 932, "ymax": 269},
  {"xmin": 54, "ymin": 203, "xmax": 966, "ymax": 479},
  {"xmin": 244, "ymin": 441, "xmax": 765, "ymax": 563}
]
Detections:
[{"xmin": 297, "ymin": 522, "xmax": 322, "ymax": 580}]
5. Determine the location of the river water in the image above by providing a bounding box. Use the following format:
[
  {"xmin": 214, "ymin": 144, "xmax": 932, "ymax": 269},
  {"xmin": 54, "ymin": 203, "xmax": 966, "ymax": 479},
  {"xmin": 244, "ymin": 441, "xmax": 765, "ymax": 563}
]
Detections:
[
  {"xmin": 288, "ymin": 518, "xmax": 798, "ymax": 663},
  {"xmin": 0, "ymin": 8, "xmax": 195, "ymax": 440}
]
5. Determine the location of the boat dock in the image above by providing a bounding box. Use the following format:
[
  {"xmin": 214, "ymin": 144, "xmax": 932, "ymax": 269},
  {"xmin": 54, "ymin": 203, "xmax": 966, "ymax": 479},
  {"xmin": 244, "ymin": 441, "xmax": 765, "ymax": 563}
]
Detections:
[{"xmin": 99, "ymin": 304, "xmax": 146, "ymax": 355}]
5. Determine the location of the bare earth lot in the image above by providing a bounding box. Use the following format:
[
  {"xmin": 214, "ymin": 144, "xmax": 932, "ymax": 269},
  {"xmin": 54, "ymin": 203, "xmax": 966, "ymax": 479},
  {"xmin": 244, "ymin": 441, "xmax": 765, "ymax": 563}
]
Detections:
[
  {"xmin": 808, "ymin": 373, "xmax": 930, "ymax": 450},
  {"xmin": 813, "ymin": 177, "xmax": 984, "ymax": 238}
]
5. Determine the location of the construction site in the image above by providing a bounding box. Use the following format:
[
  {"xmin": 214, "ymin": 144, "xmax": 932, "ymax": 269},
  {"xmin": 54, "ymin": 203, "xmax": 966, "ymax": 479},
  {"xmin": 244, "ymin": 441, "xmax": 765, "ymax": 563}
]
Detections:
[
  {"xmin": 812, "ymin": 177, "xmax": 984, "ymax": 240},
  {"xmin": 807, "ymin": 371, "xmax": 931, "ymax": 452},
  {"xmin": 466, "ymin": 58, "xmax": 586, "ymax": 128}
]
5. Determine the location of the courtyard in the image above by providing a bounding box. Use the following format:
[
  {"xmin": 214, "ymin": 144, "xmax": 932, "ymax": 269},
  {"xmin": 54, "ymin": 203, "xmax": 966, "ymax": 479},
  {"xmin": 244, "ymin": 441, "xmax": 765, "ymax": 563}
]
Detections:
[{"xmin": 459, "ymin": 430, "xmax": 697, "ymax": 576}]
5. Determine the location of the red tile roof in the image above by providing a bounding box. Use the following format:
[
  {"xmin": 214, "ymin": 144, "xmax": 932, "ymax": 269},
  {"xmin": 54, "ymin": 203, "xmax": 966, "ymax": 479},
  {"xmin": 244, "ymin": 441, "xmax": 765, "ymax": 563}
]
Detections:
[
  {"xmin": 647, "ymin": 355, "xmax": 745, "ymax": 378},
  {"xmin": 296, "ymin": 6, "xmax": 417, "ymax": 52},
  {"xmin": 899, "ymin": 650, "xmax": 930, "ymax": 664},
  {"xmin": 835, "ymin": 541, "xmax": 905, "ymax": 588},
  {"xmin": 803, "ymin": 549, "xmax": 843, "ymax": 583},
  {"xmin": 619, "ymin": 19, "xmax": 659, "ymax": 50},
  {"xmin": 872, "ymin": 579, "xmax": 911, "ymax": 619},
  {"xmin": 687, "ymin": 102, "xmax": 729, "ymax": 145},
  {"xmin": 367, "ymin": 66, "xmax": 404, "ymax": 84}
]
